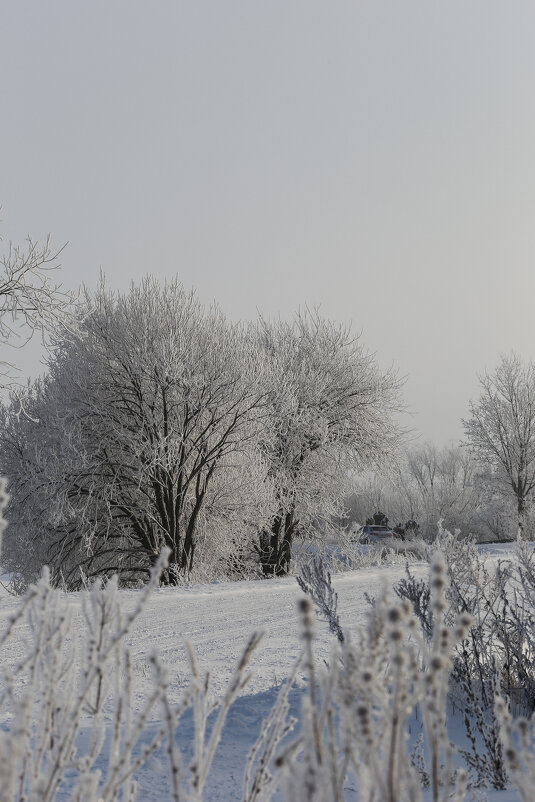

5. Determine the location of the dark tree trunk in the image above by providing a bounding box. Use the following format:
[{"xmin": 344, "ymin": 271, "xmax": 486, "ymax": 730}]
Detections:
[
  {"xmin": 517, "ymin": 492, "xmax": 527, "ymax": 540},
  {"xmin": 259, "ymin": 509, "xmax": 298, "ymax": 577}
]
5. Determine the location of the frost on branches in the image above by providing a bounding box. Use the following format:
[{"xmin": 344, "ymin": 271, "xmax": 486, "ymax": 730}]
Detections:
[
  {"xmin": 253, "ymin": 311, "xmax": 401, "ymax": 576},
  {"xmin": 464, "ymin": 354, "xmax": 535, "ymax": 540},
  {"xmin": 0, "ymin": 282, "xmax": 402, "ymax": 589},
  {"xmin": 0, "ymin": 278, "xmax": 270, "ymax": 587},
  {"xmin": 0, "ymin": 223, "xmax": 75, "ymax": 413}
]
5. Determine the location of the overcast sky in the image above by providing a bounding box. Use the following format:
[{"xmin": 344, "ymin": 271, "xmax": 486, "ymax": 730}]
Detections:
[{"xmin": 2, "ymin": 1, "xmax": 535, "ymax": 445}]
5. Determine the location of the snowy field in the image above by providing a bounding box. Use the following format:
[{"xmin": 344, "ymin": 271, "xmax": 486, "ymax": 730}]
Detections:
[{"xmin": 0, "ymin": 544, "xmax": 524, "ymax": 801}]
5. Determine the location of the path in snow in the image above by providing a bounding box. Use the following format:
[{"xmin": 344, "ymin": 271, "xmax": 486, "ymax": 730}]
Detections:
[{"xmin": 115, "ymin": 563, "xmax": 412, "ymax": 701}]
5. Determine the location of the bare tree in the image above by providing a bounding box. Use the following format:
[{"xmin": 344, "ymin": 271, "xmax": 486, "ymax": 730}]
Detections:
[
  {"xmin": 463, "ymin": 354, "xmax": 535, "ymax": 538},
  {"xmin": 1, "ymin": 224, "xmax": 72, "ymax": 365},
  {"xmin": 405, "ymin": 442, "xmax": 481, "ymax": 537}
]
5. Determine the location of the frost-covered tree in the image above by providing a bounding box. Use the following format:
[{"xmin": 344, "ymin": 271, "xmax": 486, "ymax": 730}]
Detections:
[
  {"xmin": 1, "ymin": 278, "xmax": 267, "ymax": 587},
  {"xmin": 254, "ymin": 312, "xmax": 402, "ymax": 574},
  {"xmin": 347, "ymin": 443, "xmax": 483, "ymax": 541},
  {"xmin": 464, "ymin": 354, "xmax": 535, "ymax": 539},
  {"xmin": 403, "ymin": 442, "xmax": 481, "ymax": 537}
]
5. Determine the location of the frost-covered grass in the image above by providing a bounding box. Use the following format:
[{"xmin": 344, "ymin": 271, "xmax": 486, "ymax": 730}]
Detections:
[
  {"xmin": 1, "ymin": 537, "xmax": 535, "ymax": 801},
  {"xmin": 294, "ymin": 536, "xmax": 428, "ymax": 576}
]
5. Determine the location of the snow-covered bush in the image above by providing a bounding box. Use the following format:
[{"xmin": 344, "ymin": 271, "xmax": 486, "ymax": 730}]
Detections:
[
  {"xmin": 496, "ymin": 694, "xmax": 535, "ymax": 802},
  {"xmin": 295, "ymin": 538, "xmax": 426, "ymax": 586},
  {"xmin": 391, "ymin": 528, "xmax": 535, "ymax": 789},
  {"xmin": 285, "ymin": 553, "xmax": 471, "ymax": 801},
  {"xmin": 297, "ymin": 526, "xmax": 535, "ymax": 795}
]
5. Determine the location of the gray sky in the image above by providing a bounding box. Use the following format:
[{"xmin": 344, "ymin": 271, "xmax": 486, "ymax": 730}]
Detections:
[{"xmin": 2, "ymin": 1, "xmax": 535, "ymax": 445}]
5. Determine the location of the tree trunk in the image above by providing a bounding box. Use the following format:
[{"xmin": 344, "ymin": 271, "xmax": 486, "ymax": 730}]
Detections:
[
  {"xmin": 259, "ymin": 509, "xmax": 298, "ymax": 577},
  {"xmin": 517, "ymin": 493, "xmax": 527, "ymax": 541}
]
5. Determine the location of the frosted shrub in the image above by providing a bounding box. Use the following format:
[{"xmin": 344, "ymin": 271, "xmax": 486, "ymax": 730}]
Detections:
[
  {"xmin": 297, "ymin": 557, "xmax": 344, "ymax": 643},
  {"xmin": 459, "ymin": 657, "xmax": 507, "ymax": 789},
  {"xmin": 0, "ymin": 541, "xmax": 265, "ymax": 802},
  {"xmin": 296, "ymin": 539, "xmax": 425, "ymax": 583},
  {"xmin": 290, "ymin": 553, "xmax": 470, "ymax": 802},
  {"xmin": 496, "ymin": 694, "xmax": 535, "ymax": 802},
  {"xmin": 0, "ymin": 553, "xmax": 173, "ymax": 802},
  {"xmin": 393, "ymin": 527, "xmax": 535, "ymax": 789},
  {"xmin": 295, "ymin": 534, "xmax": 535, "ymax": 795}
]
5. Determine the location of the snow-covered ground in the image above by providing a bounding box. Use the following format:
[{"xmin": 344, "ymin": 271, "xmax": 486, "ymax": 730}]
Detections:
[{"xmin": 0, "ymin": 547, "xmax": 524, "ymax": 800}]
